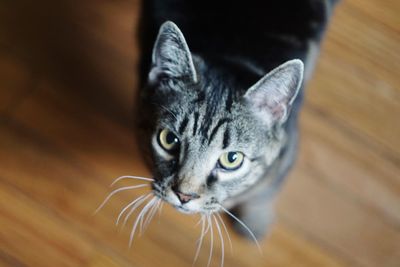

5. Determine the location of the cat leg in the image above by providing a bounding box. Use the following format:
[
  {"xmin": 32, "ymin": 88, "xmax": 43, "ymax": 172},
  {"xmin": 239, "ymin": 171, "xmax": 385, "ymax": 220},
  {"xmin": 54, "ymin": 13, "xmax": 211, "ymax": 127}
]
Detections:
[{"xmin": 230, "ymin": 192, "xmax": 277, "ymax": 241}]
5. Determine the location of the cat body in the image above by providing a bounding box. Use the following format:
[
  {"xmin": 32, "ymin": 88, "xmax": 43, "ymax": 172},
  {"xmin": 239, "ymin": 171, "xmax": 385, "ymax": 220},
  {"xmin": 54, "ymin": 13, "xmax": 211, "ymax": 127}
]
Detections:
[{"xmin": 137, "ymin": 0, "xmax": 337, "ymax": 238}]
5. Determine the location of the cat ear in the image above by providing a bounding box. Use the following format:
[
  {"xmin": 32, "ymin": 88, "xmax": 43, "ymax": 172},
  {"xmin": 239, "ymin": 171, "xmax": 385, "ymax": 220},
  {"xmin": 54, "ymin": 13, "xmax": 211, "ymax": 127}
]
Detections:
[
  {"xmin": 149, "ymin": 21, "xmax": 197, "ymax": 83},
  {"xmin": 244, "ymin": 59, "xmax": 304, "ymax": 124}
]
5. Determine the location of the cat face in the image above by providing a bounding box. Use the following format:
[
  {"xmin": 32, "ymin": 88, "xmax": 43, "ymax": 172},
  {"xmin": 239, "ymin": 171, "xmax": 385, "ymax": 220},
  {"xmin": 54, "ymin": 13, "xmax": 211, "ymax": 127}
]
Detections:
[{"xmin": 145, "ymin": 21, "xmax": 303, "ymax": 214}]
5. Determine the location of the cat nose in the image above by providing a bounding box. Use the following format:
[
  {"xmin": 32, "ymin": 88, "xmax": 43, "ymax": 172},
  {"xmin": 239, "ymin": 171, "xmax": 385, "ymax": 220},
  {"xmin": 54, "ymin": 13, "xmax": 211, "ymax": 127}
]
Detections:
[
  {"xmin": 172, "ymin": 188, "xmax": 200, "ymax": 204},
  {"xmin": 176, "ymin": 191, "xmax": 200, "ymax": 204}
]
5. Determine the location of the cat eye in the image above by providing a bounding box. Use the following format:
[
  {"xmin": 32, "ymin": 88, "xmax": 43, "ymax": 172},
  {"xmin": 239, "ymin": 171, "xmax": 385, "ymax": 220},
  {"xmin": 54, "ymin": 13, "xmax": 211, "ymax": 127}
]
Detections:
[
  {"xmin": 218, "ymin": 152, "xmax": 244, "ymax": 171},
  {"xmin": 158, "ymin": 128, "xmax": 180, "ymax": 152}
]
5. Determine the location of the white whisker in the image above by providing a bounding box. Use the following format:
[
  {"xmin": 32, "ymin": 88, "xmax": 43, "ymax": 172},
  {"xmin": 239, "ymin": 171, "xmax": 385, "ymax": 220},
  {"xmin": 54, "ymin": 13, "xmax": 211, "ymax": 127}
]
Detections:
[
  {"xmin": 139, "ymin": 198, "xmax": 157, "ymax": 235},
  {"xmin": 159, "ymin": 104, "xmax": 179, "ymax": 121},
  {"xmin": 153, "ymin": 199, "xmax": 163, "ymax": 217},
  {"xmin": 214, "ymin": 215, "xmax": 225, "ymax": 267},
  {"xmin": 204, "ymin": 214, "xmax": 211, "ymax": 235},
  {"xmin": 216, "ymin": 213, "xmax": 233, "ymax": 253},
  {"xmin": 207, "ymin": 214, "xmax": 214, "ymax": 267},
  {"xmin": 158, "ymin": 201, "xmax": 164, "ymax": 217},
  {"xmin": 94, "ymin": 184, "xmax": 149, "ymax": 214},
  {"xmin": 193, "ymin": 215, "xmax": 206, "ymax": 266},
  {"xmin": 129, "ymin": 196, "xmax": 157, "ymax": 247},
  {"xmin": 219, "ymin": 205, "xmax": 262, "ymax": 253},
  {"xmin": 194, "ymin": 216, "xmax": 203, "ymax": 228},
  {"xmin": 143, "ymin": 198, "xmax": 161, "ymax": 231},
  {"xmin": 116, "ymin": 194, "xmax": 147, "ymax": 226},
  {"xmin": 111, "ymin": 175, "xmax": 154, "ymax": 187},
  {"xmin": 150, "ymin": 199, "xmax": 162, "ymax": 221},
  {"xmin": 122, "ymin": 194, "xmax": 152, "ymax": 228}
]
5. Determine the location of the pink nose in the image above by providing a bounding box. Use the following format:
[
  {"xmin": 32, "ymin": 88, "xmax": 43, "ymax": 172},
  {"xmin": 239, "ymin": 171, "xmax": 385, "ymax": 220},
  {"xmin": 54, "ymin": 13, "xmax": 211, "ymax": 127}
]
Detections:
[{"xmin": 174, "ymin": 191, "xmax": 200, "ymax": 204}]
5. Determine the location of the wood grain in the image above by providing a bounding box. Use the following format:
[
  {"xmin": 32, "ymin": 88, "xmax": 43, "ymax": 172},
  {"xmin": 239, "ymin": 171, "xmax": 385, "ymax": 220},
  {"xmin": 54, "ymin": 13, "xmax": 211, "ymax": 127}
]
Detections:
[{"xmin": 0, "ymin": 0, "xmax": 399, "ymax": 266}]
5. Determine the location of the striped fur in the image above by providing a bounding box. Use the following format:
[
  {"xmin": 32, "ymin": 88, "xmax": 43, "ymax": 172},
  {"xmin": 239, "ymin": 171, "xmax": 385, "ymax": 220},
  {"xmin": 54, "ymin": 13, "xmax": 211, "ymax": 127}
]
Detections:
[{"xmin": 137, "ymin": 0, "xmax": 337, "ymax": 239}]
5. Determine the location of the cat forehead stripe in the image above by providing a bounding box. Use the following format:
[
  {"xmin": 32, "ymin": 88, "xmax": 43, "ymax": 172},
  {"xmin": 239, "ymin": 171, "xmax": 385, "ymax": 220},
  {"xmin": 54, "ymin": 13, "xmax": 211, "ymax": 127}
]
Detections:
[
  {"xmin": 192, "ymin": 111, "xmax": 199, "ymax": 136},
  {"xmin": 208, "ymin": 118, "xmax": 231, "ymax": 145},
  {"xmin": 222, "ymin": 127, "xmax": 231, "ymax": 149},
  {"xmin": 178, "ymin": 116, "xmax": 189, "ymax": 134}
]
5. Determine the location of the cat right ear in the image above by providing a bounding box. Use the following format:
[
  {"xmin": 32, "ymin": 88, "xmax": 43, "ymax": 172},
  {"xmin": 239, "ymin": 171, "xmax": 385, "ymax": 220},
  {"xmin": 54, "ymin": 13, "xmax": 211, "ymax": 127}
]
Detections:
[
  {"xmin": 149, "ymin": 21, "xmax": 198, "ymax": 83},
  {"xmin": 244, "ymin": 59, "xmax": 304, "ymax": 125}
]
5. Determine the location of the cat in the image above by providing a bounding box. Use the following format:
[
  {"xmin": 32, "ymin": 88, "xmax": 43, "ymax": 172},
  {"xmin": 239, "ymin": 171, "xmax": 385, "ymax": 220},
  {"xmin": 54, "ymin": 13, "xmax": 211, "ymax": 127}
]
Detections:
[{"xmin": 135, "ymin": 0, "xmax": 338, "ymax": 240}]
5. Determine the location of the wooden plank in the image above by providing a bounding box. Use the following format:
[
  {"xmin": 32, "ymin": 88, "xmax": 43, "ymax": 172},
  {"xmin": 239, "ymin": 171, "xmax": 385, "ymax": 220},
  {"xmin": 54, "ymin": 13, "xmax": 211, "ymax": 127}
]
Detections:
[
  {"xmin": 0, "ymin": 0, "xmax": 139, "ymax": 122},
  {"xmin": 0, "ymin": 182, "xmax": 94, "ymax": 267},
  {"xmin": 8, "ymin": 82, "xmax": 141, "ymax": 179},
  {"xmin": 308, "ymin": 1, "xmax": 400, "ymax": 155},
  {"xmin": 0, "ymin": 51, "xmax": 35, "ymax": 114},
  {"xmin": 301, "ymin": 107, "xmax": 400, "ymax": 224},
  {"xmin": 349, "ymin": 0, "xmax": 400, "ymax": 35},
  {"xmin": 278, "ymin": 164, "xmax": 400, "ymax": 267}
]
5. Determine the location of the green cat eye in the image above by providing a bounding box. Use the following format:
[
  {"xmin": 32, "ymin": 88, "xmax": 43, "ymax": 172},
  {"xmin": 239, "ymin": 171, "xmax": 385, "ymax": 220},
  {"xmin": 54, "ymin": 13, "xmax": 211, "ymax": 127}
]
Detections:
[
  {"xmin": 158, "ymin": 128, "xmax": 179, "ymax": 152},
  {"xmin": 218, "ymin": 151, "xmax": 244, "ymax": 171}
]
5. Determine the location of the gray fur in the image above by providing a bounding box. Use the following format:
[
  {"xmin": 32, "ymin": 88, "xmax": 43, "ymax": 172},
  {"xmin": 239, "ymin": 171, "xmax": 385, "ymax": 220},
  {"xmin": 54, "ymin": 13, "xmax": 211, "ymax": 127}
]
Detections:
[{"xmin": 144, "ymin": 22, "xmax": 304, "ymax": 237}]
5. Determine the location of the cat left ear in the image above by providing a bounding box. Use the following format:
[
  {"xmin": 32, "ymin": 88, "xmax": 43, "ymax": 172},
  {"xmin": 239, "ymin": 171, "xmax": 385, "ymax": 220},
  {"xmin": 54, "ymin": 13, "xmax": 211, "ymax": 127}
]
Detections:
[
  {"xmin": 149, "ymin": 21, "xmax": 198, "ymax": 83},
  {"xmin": 244, "ymin": 59, "xmax": 304, "ymax": 125}
]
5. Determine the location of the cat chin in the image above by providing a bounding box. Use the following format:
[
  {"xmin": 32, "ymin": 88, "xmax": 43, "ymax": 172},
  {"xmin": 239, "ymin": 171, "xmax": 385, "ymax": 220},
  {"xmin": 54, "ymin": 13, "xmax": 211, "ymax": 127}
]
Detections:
[
  {"xmin": 174, "ymin": 205, "xmax": 197, "ymax": 214},
  {"xmin": 174, "ymin": 204, "xmax": 221, "ymax": 215}
]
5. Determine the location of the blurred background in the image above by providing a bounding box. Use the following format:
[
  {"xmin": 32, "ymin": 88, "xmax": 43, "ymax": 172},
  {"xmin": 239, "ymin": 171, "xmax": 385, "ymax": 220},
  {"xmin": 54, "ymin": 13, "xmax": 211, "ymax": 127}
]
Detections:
[{"xmin": 0, "ymin": 0, "xmax": 399, "ymax": 267}]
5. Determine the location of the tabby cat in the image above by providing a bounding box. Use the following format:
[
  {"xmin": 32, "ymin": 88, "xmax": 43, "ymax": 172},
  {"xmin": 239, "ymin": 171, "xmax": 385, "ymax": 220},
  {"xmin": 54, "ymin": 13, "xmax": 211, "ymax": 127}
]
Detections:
[{"xmin": 134, "ymin": 0, "xmax": 337, "ymax": 240}]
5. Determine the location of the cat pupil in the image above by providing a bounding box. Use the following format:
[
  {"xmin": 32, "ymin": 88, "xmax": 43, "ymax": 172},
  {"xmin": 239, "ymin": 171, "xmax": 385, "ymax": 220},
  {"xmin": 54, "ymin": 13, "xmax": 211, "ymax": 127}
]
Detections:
[
  {"xmin": 227, "ymin": 152, "xmax": 238, "ymax": 163},
  {"xmin": 166, "ymin": 132, "xmax": 178, "ymax": 145}
]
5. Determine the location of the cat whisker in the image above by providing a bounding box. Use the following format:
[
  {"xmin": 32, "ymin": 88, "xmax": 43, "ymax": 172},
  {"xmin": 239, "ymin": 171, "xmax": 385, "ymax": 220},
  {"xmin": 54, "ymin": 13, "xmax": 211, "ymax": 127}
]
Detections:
[
  {"xmin": 194, "ymin": 215, "xmax": 204, "ymax": 228},
  {"xmin": 207, "ymin": 214, "xmax": 214, "ymax": 267},
  {"xmin": 193, "ymin": 215, "xmax": 207, "ymax": 266},
  {"xmin": 94, "ymin": 184, "xmax": 149, "ymax": 214},
  {"xmin": 151, "ymin": 199, "xmax": 162, "ymax": 220},
  {"xmin": 204, "ymin": 214, "xmax": 211, "ymax": 235},
  {"xmin": 216, "ymin": 213, "xmax": 233, "ymax": 253},
  {"xmin": 219, "ymin": 205, "xmax": 262, "ymax": 253},
  {"xmin": 110, "ymin": 175, "xmax": 154, "ymax": 187},
  {"xmin": 116, "ymin": 194, "xmax": 147, "ymax": 226},
  {"xmin": 158, "ymin": 104, "xmax": 179, "ymax": 121},
  {"xmin": 122, "ymin": 194, "xmax": 152, "ymax": 228},
  {"xmin": 143, "ymin": 198, "xmax": 161, "ymax": 231},
  {"xmin": 129, "ymin": 196, "xmax": 157, "ymax": 247},
  {"xmin": 158, "ymin": 201, "xmax": 164, "ymax": 217},
  {"xmin": 139, "ymin": 198, "xmax": 158, "ymax": 235},
  {"xmin": 213, "ymin": 214, "xmax": 224, "ymax": 267}
]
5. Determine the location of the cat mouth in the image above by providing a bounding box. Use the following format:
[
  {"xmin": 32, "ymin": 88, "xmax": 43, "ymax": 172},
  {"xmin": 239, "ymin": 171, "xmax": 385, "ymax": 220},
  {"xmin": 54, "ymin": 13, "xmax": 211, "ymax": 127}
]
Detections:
[
  {"xmin": 174, "ymin": 205, "xmax": 196, "ymax": 214},
  {"xmin": 174, "ymin": 204, "xmax": 221, "ymax": 214}
]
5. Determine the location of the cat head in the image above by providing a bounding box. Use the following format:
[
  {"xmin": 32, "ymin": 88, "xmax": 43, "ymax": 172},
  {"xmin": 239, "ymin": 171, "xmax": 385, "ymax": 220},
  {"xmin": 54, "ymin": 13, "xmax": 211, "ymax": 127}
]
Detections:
[{"xmin": 145, "ymin": 21, "xmax": 303, "ymax": 214}]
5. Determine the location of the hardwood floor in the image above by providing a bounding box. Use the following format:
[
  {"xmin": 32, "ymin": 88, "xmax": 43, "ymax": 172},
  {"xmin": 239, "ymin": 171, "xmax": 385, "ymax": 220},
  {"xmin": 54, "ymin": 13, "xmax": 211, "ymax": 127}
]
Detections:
[{"xmin": 0, "ymin": 1, "xmax": 399, "ymax": 266}]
